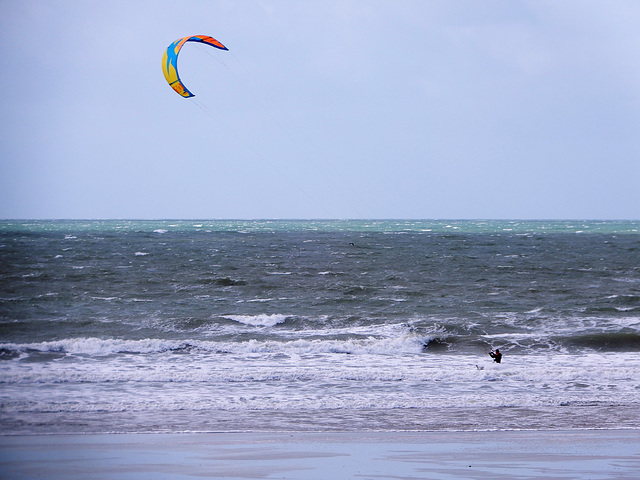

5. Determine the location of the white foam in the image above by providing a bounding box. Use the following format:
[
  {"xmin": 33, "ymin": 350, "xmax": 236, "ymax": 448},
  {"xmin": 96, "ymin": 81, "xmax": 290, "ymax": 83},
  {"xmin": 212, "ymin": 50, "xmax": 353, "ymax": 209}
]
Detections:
[
  {"xmin": 2, "ymin": 343, "xmax": 639, "ymax": 427},
  {"xmin": 0, "ymin": 337, "xmax": 182, "ymax": 356},
  {"xmin": 224, "ymin": 314, "xmax": 288, "ymax": 327},
  {"xmin": 0, "ymin": 330, "xmax": 427, "ymax": 359}
]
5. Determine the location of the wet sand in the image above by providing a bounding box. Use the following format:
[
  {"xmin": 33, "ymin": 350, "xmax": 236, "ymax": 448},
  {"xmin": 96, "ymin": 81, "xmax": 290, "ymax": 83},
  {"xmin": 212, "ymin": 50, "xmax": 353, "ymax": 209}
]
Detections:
[{"xmin": 1, "ymin": 430, "xmax": 639, "ymax": 479}]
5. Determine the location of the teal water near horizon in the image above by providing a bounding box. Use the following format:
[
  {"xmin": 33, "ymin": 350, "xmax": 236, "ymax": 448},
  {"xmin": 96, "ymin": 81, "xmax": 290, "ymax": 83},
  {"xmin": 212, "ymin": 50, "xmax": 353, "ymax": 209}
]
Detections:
[{"xmin": 2, "ymin": 218, "xmax": 639, "ymax": 234}]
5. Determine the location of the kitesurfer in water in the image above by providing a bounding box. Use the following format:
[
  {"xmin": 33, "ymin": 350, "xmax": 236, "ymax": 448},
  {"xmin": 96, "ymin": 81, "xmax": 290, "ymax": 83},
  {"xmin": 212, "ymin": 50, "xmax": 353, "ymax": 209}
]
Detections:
[{"xmin": 489, "ymin": 349, "xmax": 502, "ymax": 363}]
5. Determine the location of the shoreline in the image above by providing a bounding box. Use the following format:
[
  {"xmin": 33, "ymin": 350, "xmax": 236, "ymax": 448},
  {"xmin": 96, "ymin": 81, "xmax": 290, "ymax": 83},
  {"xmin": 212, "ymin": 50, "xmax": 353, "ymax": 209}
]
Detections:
[
  {"xmin": 2, "ymin": 425, "xmax": 640, "ymax": 436},
  {"xmin": 2, "ymin": 429, "xmax": 639, "ymax": 479}
]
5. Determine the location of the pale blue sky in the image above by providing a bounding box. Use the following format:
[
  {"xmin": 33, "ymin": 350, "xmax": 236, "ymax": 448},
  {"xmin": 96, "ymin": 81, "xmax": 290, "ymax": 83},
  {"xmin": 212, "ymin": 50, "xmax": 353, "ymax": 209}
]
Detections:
[{"xmin": 1, "ymin": 0, "xmax": 639, "ymax": 219}]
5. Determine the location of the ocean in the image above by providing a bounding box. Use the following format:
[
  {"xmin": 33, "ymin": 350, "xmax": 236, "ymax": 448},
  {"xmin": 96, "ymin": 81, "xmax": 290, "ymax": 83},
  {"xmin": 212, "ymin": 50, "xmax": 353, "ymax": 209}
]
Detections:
[{"xmin": 1, "ymin": 219, "xmax": 639, "ymax": 434}]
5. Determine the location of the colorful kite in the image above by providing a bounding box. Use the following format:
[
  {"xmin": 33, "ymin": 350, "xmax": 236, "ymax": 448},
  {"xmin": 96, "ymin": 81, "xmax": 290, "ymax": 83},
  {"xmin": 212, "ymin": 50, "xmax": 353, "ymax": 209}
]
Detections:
[{"xmin": 162, "ymin": 35, "xmax": 228, "ymax": 98}]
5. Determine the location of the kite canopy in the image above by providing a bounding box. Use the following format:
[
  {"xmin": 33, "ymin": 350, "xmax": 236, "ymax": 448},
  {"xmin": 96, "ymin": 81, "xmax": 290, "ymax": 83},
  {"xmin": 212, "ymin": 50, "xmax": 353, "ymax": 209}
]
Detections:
[{"xmin": 162, "ymin": 35, "xmax": 228, "ymax": 98}]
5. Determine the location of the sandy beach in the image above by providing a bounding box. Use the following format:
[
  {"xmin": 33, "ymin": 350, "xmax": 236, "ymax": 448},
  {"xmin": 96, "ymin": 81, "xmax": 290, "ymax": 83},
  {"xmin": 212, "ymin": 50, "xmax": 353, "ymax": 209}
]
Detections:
[{"xmin": 1, "ymin": 429, "xmax": 639, "ymax": 479}]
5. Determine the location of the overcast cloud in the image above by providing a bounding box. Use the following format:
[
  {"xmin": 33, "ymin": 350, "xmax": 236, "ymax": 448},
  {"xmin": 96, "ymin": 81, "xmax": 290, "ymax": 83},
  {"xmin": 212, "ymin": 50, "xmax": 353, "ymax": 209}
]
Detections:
[{"xmin": 1, "ymin": 0, "xmax": 639, "ymax": 219}]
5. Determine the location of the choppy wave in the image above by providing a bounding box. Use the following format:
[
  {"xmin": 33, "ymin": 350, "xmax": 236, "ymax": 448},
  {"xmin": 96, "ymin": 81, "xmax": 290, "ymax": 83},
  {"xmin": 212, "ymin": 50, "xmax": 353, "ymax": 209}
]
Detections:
[
  {"xmin": 224, "ymin": 314, "xmax": 289, "ymax": 327},
  {"xmin": 553, "ymin": 331, "xmax": 640, "ymax": 351},
  {"xmin": 2, "ymin": 327, "xmax": 638, "ymax": 364},
  {"xmin": 0, "ymin": 334, "xmax": 429, "ymax": 359}
]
